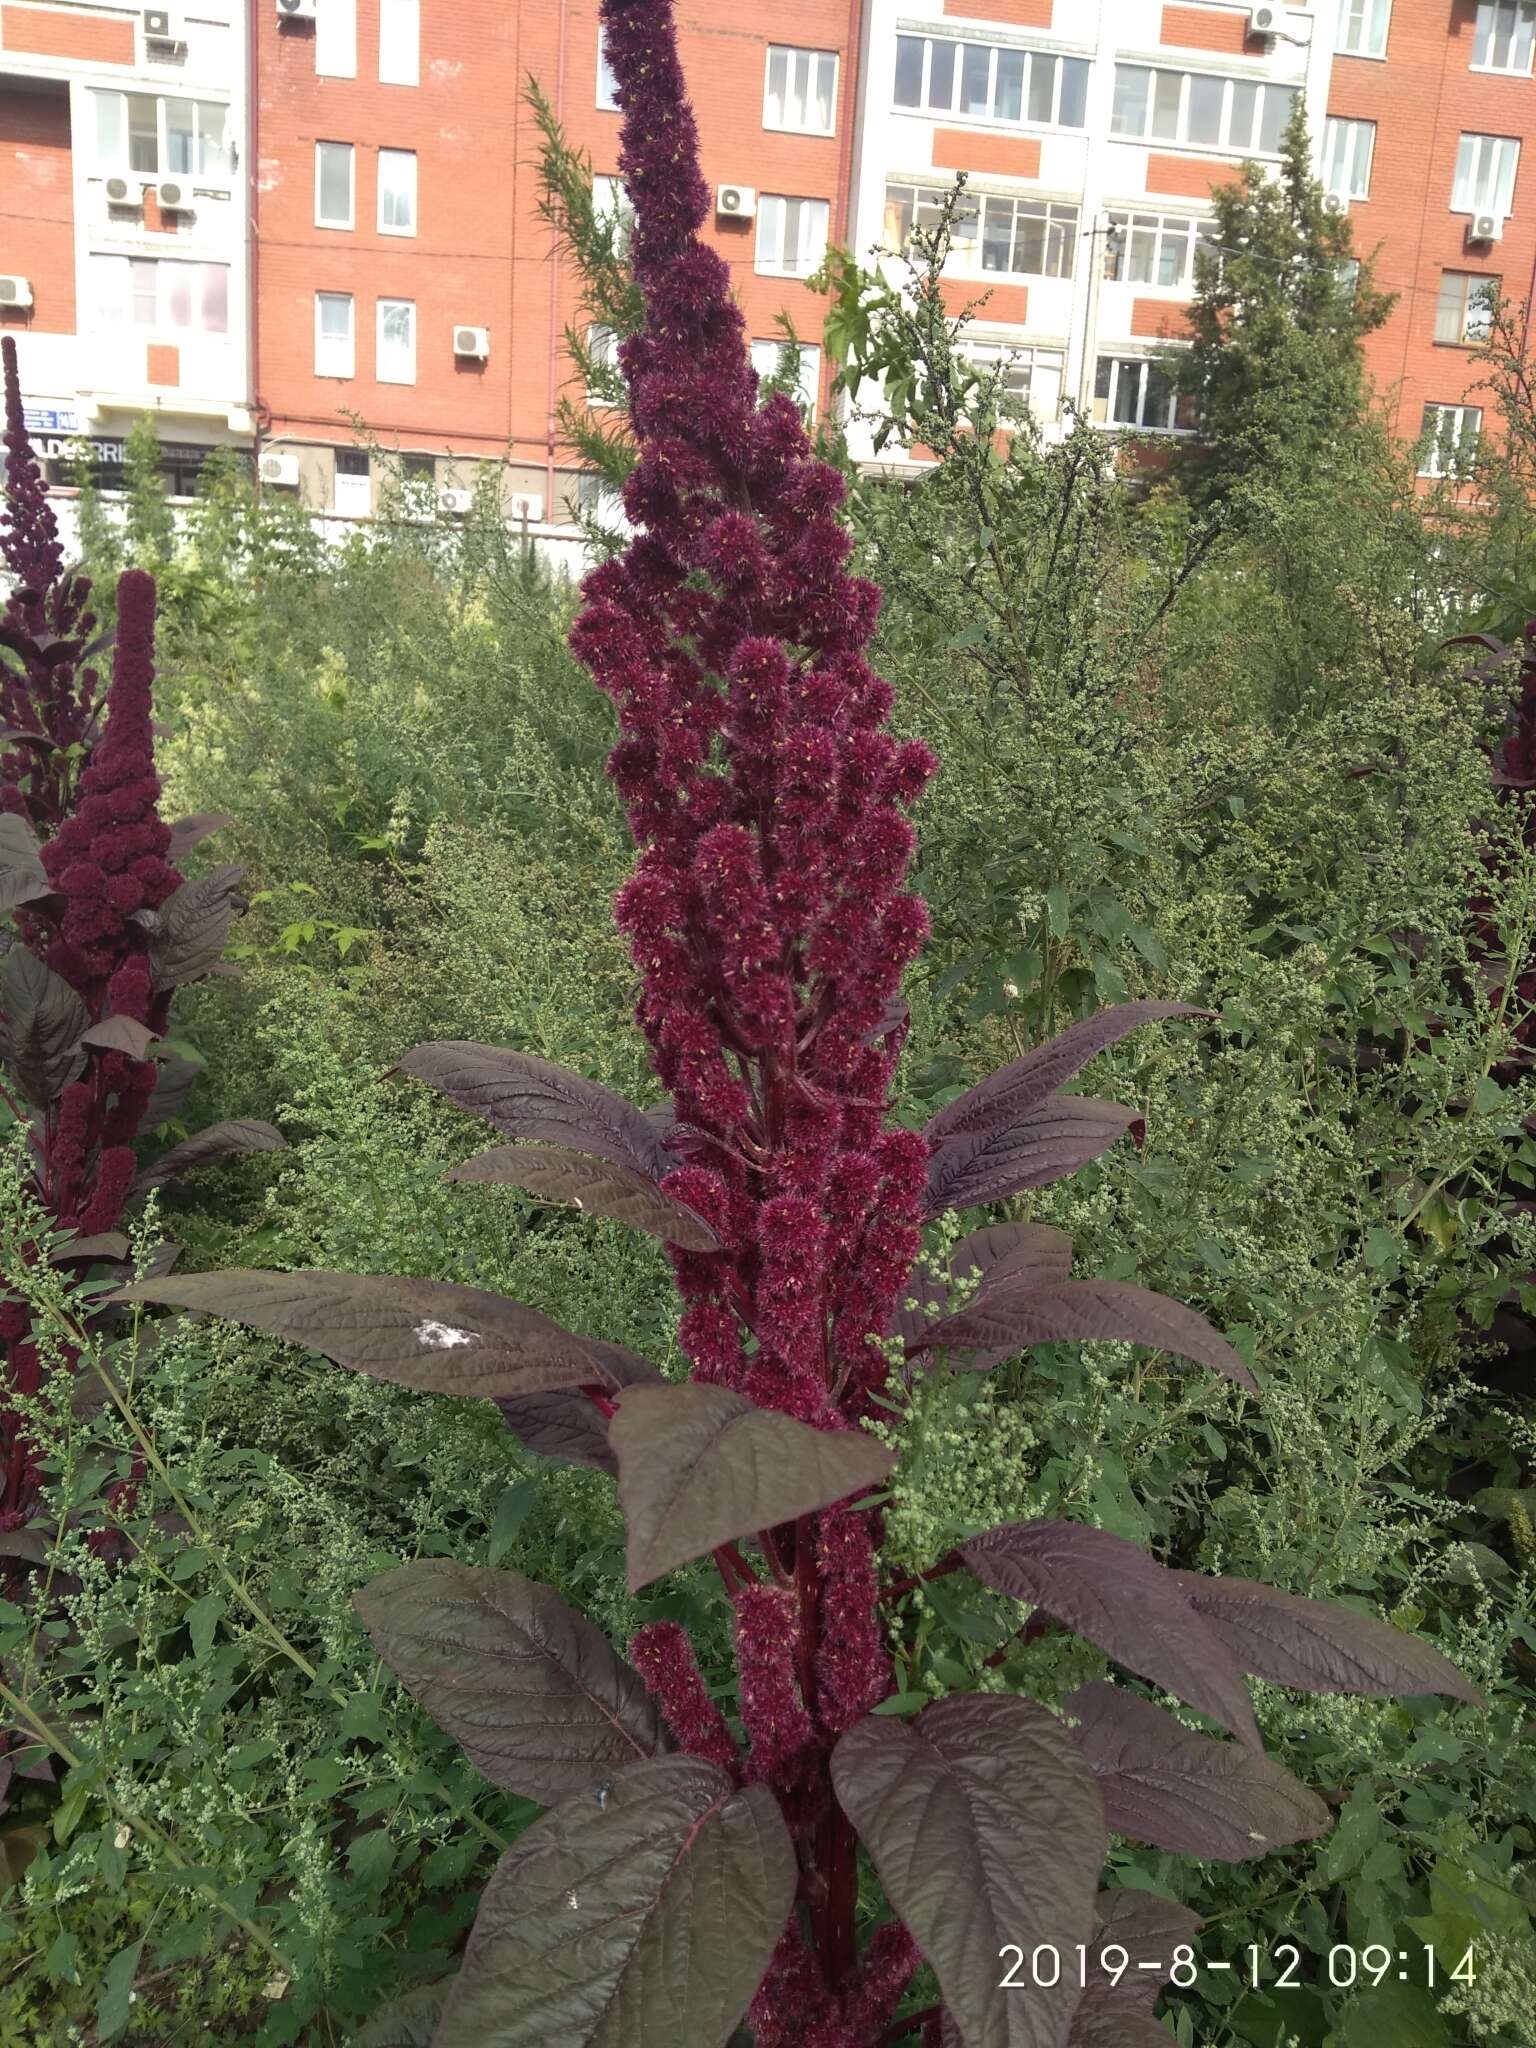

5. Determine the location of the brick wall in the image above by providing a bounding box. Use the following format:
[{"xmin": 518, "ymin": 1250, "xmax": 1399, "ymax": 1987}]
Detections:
[
  {"xmin": 0, "ymin": 2, "xmax": 133, "ymax": 63},
  {"xmin": 1159, "ymin": 4, "xmax": 1265, "ymax": 56},
  {"xmin": 932, "ymin": 128, "xmax": 1041, "ymax": 179},
  {"xmin": 940, "ymin": 0, "xmax": 1053, "ymax": 24},
  {"xmin": 0, "ymin": 80, "xmax": 74, "ymax": 332}
]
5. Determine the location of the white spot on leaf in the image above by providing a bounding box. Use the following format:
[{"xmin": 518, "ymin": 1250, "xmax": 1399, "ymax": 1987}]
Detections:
[{"xmin": 414, "ymin": 1319, "xmax": 479, "ymax": 1349}]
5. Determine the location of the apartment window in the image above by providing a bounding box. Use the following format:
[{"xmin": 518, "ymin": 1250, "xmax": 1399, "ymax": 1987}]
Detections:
[
  {"xmin": 1322, "ymin": 117, "xmax": 1376, "ymax": 200},
  {"xmin": 315, "ymin": 142, "xmax": 354, "ymax": 229},
  {"xmin": 1112, "ymin": 66, "xmax": 1297, "ymax": 154},
  {"xmin": 597, "ymin": 26, "xmax": 620, "ymax": 110},
  {"xmin": 749, "ymin": 338, "xmax": 822, "ymax": 417},
  {"xmin": 883, "ymin": 182, "xmax": 1078, "ymax": 278},
  {"xmin": 315, "ymin": 0, "xmax": 356, "ymax": 79},
  {"xmin": 764, "ymin": 46, "xmax": 838, "ymax": 135},
  {"xmin": 1453, "ymin": 134, "xmax": 1520, "ymax": 215},
  {"xmin": 333, "ymin": 447, "xmax": 371, "ymax": 516},
  {"xmin": 1104, "ymin": 209, "xmax": 1217, "ymax": 288},
  {"xmin": 967, "ymin": 341, "xmax": 1065, "ymax": 423},
  {"xmin": 315, "ymin": 292, "xmax": 355, "ymax": 377},
  {"xmin": 1435, "ymin": 271, "xmax": 1500, "ymax": 344},
  {"xmin": 379, "ymin": 0, "xmax": 419, "ymax": 86},
  {"xmin": 93, "ymin": 91, "xmax": 233, "ymax": 180},
  {"xmin": 378, "ymin": 149, "xmax": 417, "ymax": 235},
  {"xmin": 756, "ymin": 195, "xmax": 829, "ymax": 277},
  {"xmin": 1472, "ymin": 1, "xmax": 1536, "ymax": 72},
  {"xmin": 1093, "ymin": 355, "xmax": 1193, "ymax": 432},
  {"xmin": 588, "ymin": 322, "xmax": 619, "ymax": 402},
  {"xmin": 593, "ymin": 174, "xmax": 635, "ymax": 229},
  {"xmin": 893, "ymin": 36, "xmax": 1089, "ymax": 129},
  {"xmin": 91, "ymin": 255, "xmax": 228, "ymax": 333},
  {"xmin": 1419, "ymin": 402, "xmax": 1482, "ymax": 476},
  {"xmin": 1337, "ymin": 0, "xmax": 1391, "ymax": 56},
  {"xmin": 377, "ymin": 298, "xmax": 416, "ymax": 382}
]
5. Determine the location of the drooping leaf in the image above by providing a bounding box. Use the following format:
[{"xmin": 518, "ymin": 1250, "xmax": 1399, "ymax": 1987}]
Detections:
[
  {"xmin": 895, "ymin": 1223, "xmax": 1077, "ymax": 1364},
  {"xmin": 1067, "ymin": 1996, "xmax": 1179, "ymax": 2047},
  {"xmin": 52, "ymin": 1232, "xmax": 130, "ymax": 1265},
  {"xmin": 78, "ymin": 1015, "xmax": 158, "ymax": 1062},
  {"xmin": 354, "ymin": 1561, "xmax": 668, "ymax": 1803},
  {"xmin": 130, "ymin": 1118, "xmax": 286, "ymax": 1196},
  {"xmin": 926, "ymin": 1004, "xmax": 1210, "ymax": 1143},
  {"xmin": 434, "ymin": 1757, "xmax": 794, "ymax": 2048},
  {"xmin": 166, "ymin": 813, "xmax": 232, "ymax": 862},
  {"xmin": 1066, "ymin": 1682, "xmax": 1330, "ymax": 1862},
  {"xmin": 1090, "ymin": 1889, "xmax": 1202, "ymax": 2004},
  {"xmin": 612, "ymin": 1382, "xmax": 896, "ymax": 1591},
  {"xmin": 832, "ymin": 1696, "xmax": 1105, "ymax": 2048},
  {"xmin": 354, "ymin": 1977, "xmax": 458, "ymax": 2047},
  {"xmin": 0, "ymin": 944, "xmax": 88, "ymax": 1107},
  {"xmin": 147, "ymin": 864, "xmax": 246, "ymax": 988},
  {"xmin": 961, "ymin": 1521, "xmax": 1259, "ymax": 1746},
  {"xmin": 0, "ymin": 813, "xmax": 53, "ymax": 912},
  {"xmin": 926, "ymin": 1096, "xmax": 1139, "ymax": 1217},
  {"xmin": 447, "ymin": 1142, "xmax": 720, "ymax": 1250},
  {"xmin": 911, "ymin": 1278, "xmax": 1258, "ymax": 1393},
  {"xmin": 1173, "ymin": 1574, "xmax": 1484, "ymax": 1704},
  {"xmin": 497, "ymin": 1341, "xmax": 665, "ymax": 1475},
  {"xmin": 142, "ymin": 1053, "xmax": 203, "ymax": 1128},
  {"xmin": 111, "ymin": 1269, "xmax": 614, "ymax": 1402},
  {"xmin": 398, "ymin": 1041, "xmax": 671, "ymax": 1179}
]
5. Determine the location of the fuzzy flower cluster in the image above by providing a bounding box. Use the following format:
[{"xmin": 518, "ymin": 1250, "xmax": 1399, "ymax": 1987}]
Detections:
[{"xmin": 572, "ymin": 0, "xmax": 938, "ymax": 1441}]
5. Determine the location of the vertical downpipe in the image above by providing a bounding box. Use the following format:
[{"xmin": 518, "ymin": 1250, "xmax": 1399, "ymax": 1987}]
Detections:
[{"xmin": 545, "ymin": 0, "xmax": 570, "ymax": 522}]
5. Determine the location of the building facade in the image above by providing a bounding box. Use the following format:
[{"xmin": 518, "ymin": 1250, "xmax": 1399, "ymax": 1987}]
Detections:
[{"xmin": 2, "ymin": 1, "xmax": 1533, "ymax": 528}]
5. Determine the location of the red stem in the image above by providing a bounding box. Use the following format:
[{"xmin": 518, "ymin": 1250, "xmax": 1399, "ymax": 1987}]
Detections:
[
  {"xmin": 881, "ymin": 1551, "xmax": 963, "ymax": 1603},
  {"xmin": 879, "ymin": 2007, "xmax": 939, "ymax": 2046}
]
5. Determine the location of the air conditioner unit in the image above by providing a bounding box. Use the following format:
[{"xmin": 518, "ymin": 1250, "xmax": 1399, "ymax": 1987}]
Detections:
[
  {"xmin": 276, "ymin": 0, "xmax": 317, "ymax": 20},
  {"xmin": 1323, "ymin": 191, "xmax": 1348, "ymax": 213},
  {"xmin": 104, "ymin": 175, "xmax": 138, "ymax": 206},
  {"xmin": 258, "ymin": 450, "xmax": 300, "ymax": 487},
  {"xmin": 509, "ymin": 493, "xmax": 544, "ymax": 523},
  {"xmin": 155, "ymin": 178, "xmax": 190, "ymax": 211},
  {"xmin": 0, "ymin": 275, "xmax": 34, "ymax": 309},
  {"xmin": 439, "ymin": 487, "xmax": 474, "ymax": 515},
  {"xmin": 1248, "ymin": 4, "xmax": 1281, "ymax": 33},
  {"xmin": 142, "ymin": 8, "xmax": 181, "ymax": 42},
  {"xmin": 453, "ymin": 324, "xmax": 490, "ymax": 359},
  {"xmin": 1469, "ymin": 212, "xmax": 1504, "ymax": 244},
  {"xmin": 716, "ymin": 183, "xmax": 757, "ymax": 221}
]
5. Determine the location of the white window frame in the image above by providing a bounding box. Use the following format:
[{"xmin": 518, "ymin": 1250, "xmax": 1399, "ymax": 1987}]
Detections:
[
  {"xmin": 92, "ymin": 89, "xmax": 233, "ymax": 182},
  {"xmin": 749, "ymin": 338, "xmax": 822, "ymax": 417},
  {"xmin": 315, "ymin": 0, "xmax": 357, "ymax": 80},
  {"xmin": 1471, "ymin": 1, "xmax": 1536, "ymax": 73},
  {"xmin": 92, "ymin": 253, "xmax": 230, "ymax": 335},
  {"xmin": 597, "ymin": 26, "xmax": 619, "ymax": 110},
  {"xmin": 1322, "ymin": 117, "xmax": 1376, "ymax": 201},
  {"xmin": 1434, "ymin": 270, "xmax": 1500, "ymax": 346},
  {"xmin": 593, "ymin": 173, "xmax": 635, "ymax": 230},
  {"xmin": 314, "ymin": 292, "xmax": 355, "ymax": 378},
  {"xmin": 376, "ymin": 297, "xmax": 416, "ymax": 384},
  {"xmin": 1110, "ymin": 64, "xmax": 1298, "ymax": 155},
  {"xmin": 314, "ymin": 141, "xmax": 355, "ymax": 230},
  {"xmin": 379, "ymin": 0, "xmax": 420, "ymax": 86},
  {"xmin": 587, "ymin": 322, "xmax": 618, "ymax": 403},
  {"xmin": 1337, "ymin": 0, "xmax": 1391, "ymax": 58},
  {"xmin": 333, "ymin": 446, "xmax": 371, "ymax": 515},
  {"xmin": 1418, "ymin": 402, "xmax": 1482, "ymax": 476},
  {"xmin": 1093, "ymin": 354, "xmax": 1192, "ymax": 434},
  {"xmin": 763, "ymin": 45, "xmax": 839, "ymax": 136},
  {"xmin": 966, "ymin": 340, "xmax": 1065, "ymax": 424},
  {"xmin": 377, "ymin": 148, "xmax": 418, "ymax": 236},
  {"xmin": 755, "ymin": 194, "xmax": 830, "ymax": 277},
  {"xmin": 893, "ymin": 35, "xmax": 1089, "ymax": 131},
  {"xmin": 1452, "ymin": 134, "xmax": 1520, "ymax": 215},
  {"xmin": 1104, "ymin": 208, "xmax": 1217, "ymax": 289}
]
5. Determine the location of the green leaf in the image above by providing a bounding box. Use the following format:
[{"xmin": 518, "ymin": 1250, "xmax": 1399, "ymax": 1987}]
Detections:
[
  {"xmin": 355, "ymin": 1978, "xmax": 460, "ymax": 2046},
  {"xmin": 348, "ymin": 1829, "xmax": 397, "ymax": 1894},
  {"xmin": 354, "ymin": 1560, "xmax": 668, "ymax": 1804},
  {"xmin": 434, "ymin": 1758, "xmax": 795, "ymax": 2047},
  {"xmin": 1334, "ymin": 1980, "xmax": 1450, "ymax": 2048},
  {"xmin": 95, "ymin": 1940, "xmax": 144, "ymax": 2043},
  {"xmin": 611, "ymin": 1382, "xmax": 896, "ymax": 1591},
  {"xmin": 486, "ymin": 1480, "xmax": 539, "ymax": 1566},
  {"xmin": 186, "ymin": 1590, "xmax": 224, "ymax": 1663}
]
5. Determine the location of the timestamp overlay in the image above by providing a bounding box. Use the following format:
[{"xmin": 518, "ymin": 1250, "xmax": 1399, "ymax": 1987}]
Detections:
[{"xmin": 996, "ymin": 1938, "xmax": 1480, "ymax": 1995}]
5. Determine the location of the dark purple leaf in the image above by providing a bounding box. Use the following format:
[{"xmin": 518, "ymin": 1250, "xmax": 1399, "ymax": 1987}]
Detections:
[
  {"xmin": 497, "ymin": 1341, "xmax": 664, "ymax": 1475},
  {"xmin": 434, "ymin": 1758, "xmax": 795, "ymax": 2047},
  {"xmin": 142, "ymin": 1054, "xmax": 203, "ymax": 1128},
  {"xmin": 52, "ymin": 1231, "xmax": 130, "ymax": 1265},
  {"xmin": 0, "ymin": 814, "xmax": 53, "ymax": 913},
  {"xmin": 910, "ymin": 1278, "xmax": 1258, "ymax": 1393},
  {"xmin": 926, "ymin": 1004, "xmax": 1211, "ymax": 1144},
  {"xmin": 611, "ymin": 1382, "xmax": 896, "ymax": 1591},
  {"xmin": 832, "ymin": 1696, "xmax": 1105, "ymax": 2048},
  {"xmin": 149, "ymin": 864, "xmax": 247, "ymax": 989},
  {"xmin": 0, "ymin": 944, "xmax": 88, "ymax": 1108},
  {"xmin": 398, "ymin": 1040, "xmax": 671, "ymax": 1180},
  {"xmin": 131, "ymin": 1118, "xmax": 286, "ymax": 1197},
  {"xmin": 1090, "ymin": 1889, "xmax": 1202, "ymax": 2005},
  {"xmin": 895, "ymin": 1222, "xmax": 1076, "ymax": 1361},
  {"xmin": 446, "ymin": 1142, "xmax": 720, "ymax": 1250},
  {"xmin": 1067, "ymin": 1995, "xmax": 1179, "ymax": 2047},
  {"xmin": 354, "ymin": 1560, "xmax": 669, "ymax": 1803},
  {"xmin": 111, "ymin": 1269, "xmax": 614, "ymax": 1402},
  {"xmin": 925, "ymin": 1096, "xmax": 1139, "ymax": 1217},
  {"xmin": 166, "ymin": 813, "xmax": 232, "ymax": 862},
  {"xmin": 961, "ymin": 1521, "xmax": 1259, "ymax": 1746},
  {"xmin": 1067, "ymin": 1681, "xmax": 1330, "ymax": 1862},
  {"xmin": 1172, "ymin": 1574, "xmax": 1484, "ymax": 1704},
  {"xmin": 79, "ymin": 1014, "xmax": 158, "ymax": 1062}
]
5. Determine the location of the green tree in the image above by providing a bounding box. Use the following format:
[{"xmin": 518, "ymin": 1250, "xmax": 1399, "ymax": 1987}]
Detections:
[{"xmin": 1173, "ymin": 102, "xmax": 1394, "ymax": 511}]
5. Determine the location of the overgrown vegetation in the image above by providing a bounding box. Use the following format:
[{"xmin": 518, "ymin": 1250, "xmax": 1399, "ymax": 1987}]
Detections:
[{"xmin": 1, "ymin": 6, "xmax": 1534, "ymax": 2042}]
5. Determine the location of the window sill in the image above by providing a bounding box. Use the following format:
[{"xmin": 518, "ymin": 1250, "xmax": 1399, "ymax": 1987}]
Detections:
[
  {"xmin": 1335, "ymin": 49, "xmax": 1388, "ymax": 62},
  {"xmin": 762, "ymin": 119, "xmax": 837, "ymax": 138},
  {"xmin": 892, "ymin": 105, "xmax": 1087, "ymax": 137},
  {"xmin": 1468, "ymin": 63, "xmax": 1535, "ymax": 78},
  {"xmin": 378, "ymin": 226, "xmax": 418, "ymax": 239},
  {"xmin": 315, "ymin": 219, "xmax": 354, "ymax": 232}
]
